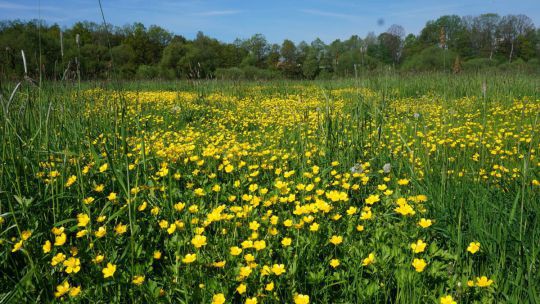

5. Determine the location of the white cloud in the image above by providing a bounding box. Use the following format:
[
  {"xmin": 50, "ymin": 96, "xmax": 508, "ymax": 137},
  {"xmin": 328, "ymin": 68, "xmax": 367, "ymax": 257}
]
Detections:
[
  {"xmin": 192, "ymin": 10, "xmax": 242, "ymax": 17},
  {"xmin": 300, "ymin": 9, "xmax": 357, "ymax": 20},
  {"xmin": 0, "ymin": 1, "xmax": 59, "ymax": 11}
]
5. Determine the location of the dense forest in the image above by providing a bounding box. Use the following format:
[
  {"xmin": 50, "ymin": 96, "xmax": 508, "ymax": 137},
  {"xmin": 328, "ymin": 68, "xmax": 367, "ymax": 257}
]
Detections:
[{"xmin": 1, "ymin": 13, "xmax": 539, "ymax": 80}]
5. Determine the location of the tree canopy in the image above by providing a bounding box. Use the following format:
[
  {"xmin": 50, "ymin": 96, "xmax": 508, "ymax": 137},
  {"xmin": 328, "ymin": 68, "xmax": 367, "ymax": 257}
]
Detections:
[{"xmin": 1, "ymin": 13, "xmax": 539, "ymax": 81}]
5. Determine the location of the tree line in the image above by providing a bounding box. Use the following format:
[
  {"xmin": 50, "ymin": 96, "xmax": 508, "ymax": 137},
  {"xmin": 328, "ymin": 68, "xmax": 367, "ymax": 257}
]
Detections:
[{"xmin": 1, "ymin": 13, "xmax": 539, "ymax": 81}]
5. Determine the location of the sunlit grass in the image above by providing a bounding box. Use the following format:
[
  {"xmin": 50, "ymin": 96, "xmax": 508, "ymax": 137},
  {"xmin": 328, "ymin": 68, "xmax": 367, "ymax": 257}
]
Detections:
[{"xmin": 1, "ymin": 75, "xmax": 538, "ymax": 303}]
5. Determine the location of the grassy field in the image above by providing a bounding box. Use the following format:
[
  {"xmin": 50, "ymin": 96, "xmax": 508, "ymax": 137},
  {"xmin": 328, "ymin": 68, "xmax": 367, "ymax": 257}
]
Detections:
[{"xmin": 1, "ymin": 73, "xmax": 539, "ymax": 303}]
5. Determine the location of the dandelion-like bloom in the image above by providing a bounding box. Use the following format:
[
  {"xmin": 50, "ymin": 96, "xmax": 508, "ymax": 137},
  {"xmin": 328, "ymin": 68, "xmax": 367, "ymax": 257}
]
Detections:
[
  {"xmin": 271, "ymin": 264, "xmax": 286, "ymax": 275},
  {"xmin": 440, "ymin": 295, "xmax": 456, "ymax": 304},
  {"xmin": 362, "ymin": 253, "xmax": 375, "ymax": 266},
  {"xmin": 212, "ymin": 293, "xmax": 226, "ymax": 304},
  {"xmin": 418, "ymin": 218, "xmax": 433, "ymax": 228},
  {"xmin": 63, "ymin": 257, "xmax": 81, "ymax": 273},
  {"xmin": 182, "ymin": 253, "xmax": 197, "ymax": 264},
  {"xmin": 132, "ymin": 275, "xmax": 145, "ymax": 285},
  {"xmin": 246, "ymin": 297, "xmax": 258, "ymax": 304},
  {"xmin": 294, "ymin": 294, "xmax": 310, "ymax": 304},
  {"xmin": 412, "ymin": 258, "xmax": 427, "ymax": 272},
  {"xmin": 102, "ymin": 263, "xmax": 117, "ymax": 278},
  {"xmin": 191, "ymin": 234, "xmax": 207, "ymax": 248},
  {"xmin": 329, "ymin": 235, "xmax": 343, "ymax": 245},
  {"xmin": 236, "ymin": 283, "xmax": 247, "ymax": 294},
  {"xmin": 475, "ymin": 276, "xmax": 493, "ymax": 287},
  {"xmin": 54, "ymin": 281, "xmax": 70, "ymax": 298},
  {"xmin": 411, "ymin": 240, "xmax": 427, "ymax": 253},
  {"xmin": 467, "ymin": 242, "xmax": 480, "ymax": 254}
]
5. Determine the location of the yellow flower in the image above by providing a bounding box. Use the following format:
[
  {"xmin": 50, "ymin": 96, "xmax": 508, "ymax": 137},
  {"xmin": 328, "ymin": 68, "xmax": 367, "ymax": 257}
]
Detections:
[
  {"xmin": 138, "ymin": 201, "xmax": 148, "ymax": 211},
  {"xmin": 153, "ymin": 251, "xmax": 162, "ymax": 259},
  {"xmin": 398, "ymin": 179, "xmax": 410, "ymax": 185},
  {"xmin": 191, "ymin": 234, "xmax": 207, "ymax": 248},
  {"xmin": 225, "ymin": 164, "xmax": 234, "ymax": 173},
  {"xmin": 395, "ymin": 203, "xmax": 415, "ymax": 216},
  {"xmin": 115, "ymin": 223, "xmax": 127, "ymax": 235},
  {"xmin": 54, "ymin": 233, "xmax": 67, "ymax": 246},
  {"xmin": 362, "ymin": 253, "xmax": 375, "ymax": 266},
  {"xmin": 265, "ymin": 281, "xmax": 274, "ymax": 291},
  {"xmin": 253, "ymin": 240, "xmax": 266, "ymax": 251},
  {"xmin": 95, "ymin": 226, "xmax": 107, "ymax": 238},
  {"xmin": 76, "ymin": 230, "xmax": 88, "ymax": 238},
  {"xmin": 102, "ymin": 263, "xmax": 117, "ymax": 278},
  {"xmin": 51, "ymin": 253, "xmax": 66, "ymax": 266},
  {"xmin": 107, "ymin": 192, "xmax": 117, "ymax": 201},
  {"xmin": 52, "ymin": 226, "xmax": 64, "ymax": 236},
  {"xmin": 132, "ymin": 275, "xmax": 145, "ymax": 285},
  {"xmin": 54, "ymin": 281, "xmax": 71, "ymax": 298},
  {"xmin": 418, "ymin": 218, "xmax": 433, "ymax": 228},
  {"xmin": 188, "ymin": 205, "xmax": 199, "ymax": 213},
  {"xmin": 194, "ymin": 188, "xmax": 205, "ymax": 196},
  {"xmin": 236, "ymin": 283, "xmax": 247, "ymax": 294},
  {"xmin": 440, "ymin": 295, "xmax": 456, "ymax": 304},
  {"xmin": 249, "ymin": 220, "xmax": 260, "ymax": 230},
  {"xmin": 69, "ymin": 285, "xmax": 81, "ymax": 297},
  {"xmin": 309, "ymin": 222, "xmax": 319, "ymax": 231},
  {"xmin": 329, "ymin": 235, "xmax": 343, "ymax": 245},
  {"xmin": 213, "ymin": 260, "xmax": 226, "ymax": 268},
  {"xmin": 330, "ymin": 259, "xmax": 340, "ymax": 268},
  {"xmin": 77, "ymin": 213, "xmax": 90, "ymax": 227},
  {"xmin": 467, "ymin": 242, "xmax": 480, "ymax": 254},
  {"xmin": 174, "ymin": 202, "xmax": 185, "ymax": 211},
  {"xmin": 182, "ymin": 253, "xmax": 197, "ymax": 264},
  {"xmin": 159, "ymin": 220, "xmax": 169, "ymax": 229},
  {"xmin": 281, "ymin": 237, "xmax": 292, "ymax": 247},
  {"xmin": 244, "ymin": 253, "xmax": 255, "ymax": 263},
  {"xmin": 411, "ymin": 258, "xmax": 427, "ymax": 272},
  {"xmin": 239, "ymin": 266, "xmax": 252, "ymax": 278},
  {"xmin": 230, "ymin": 246, "xmax": 242, "ymax": 256},
  {"xmin": 241, "ymin": 240, "xmax": 253, "ymax": 248},
  {"xmin": 271, "ymin": 264, "xmax": 286, "ymax": 275},
  {"xmin": 83, "ymin": 197, "xmax": 95, "ymax": 205},
  {"xmin": 246, "ymin": 297, "xmax": 258, "ymax": 304},
  {"xmin": 93, "ymin": 254, "xmax": 104, "ymax": 264},
  {"xmin": 475, "ymin": 276, "xmax": 493, "ymax": 287},
  {"xmin": 43, "ymin": 240, "xmax": 52, "ymax": 253},
  {"xmin": 65, "ymin": 175, "xmax": 77, "ymax": 187},
  {"xmin": 212, "ymin": 293, "xmax": 225, "ymax": 304},
  {"xmin": 360, "ymin": 208, "xmax": 373, "ymax": 220},
  {"xmin": 21, "ymin": 230, "xmax": 32, "ymax": 240},
  {"xmin": 294, "ymin": 294, "xmax": 310, "ymax": 304},
  {"xmin": 356, "ymin": 225, "xmax": 364, "ymax": 232},
  {"xmin": 365, "ymin": 194, "xmax": 380, "ymax": 205},
  {"xmin": 11, "ymin": 240, "xmax": 23, "ymax": 252},
  {"xmin": 63, "ymin": 257, "xmax": 81, "ymax": 273},
  {"xmin": 410, "ymin": 240, "xmax": 427, "ymax": 253},
  {"xmin": 95, "ymin": 184, "xmax": 105, "ymax": 192},
  {"xmin": 99, "ymin": 163, "xmax": 108, "ymax": 172}
]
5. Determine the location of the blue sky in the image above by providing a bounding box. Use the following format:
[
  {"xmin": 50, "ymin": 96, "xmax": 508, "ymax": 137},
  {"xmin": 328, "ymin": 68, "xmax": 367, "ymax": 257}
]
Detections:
[{"xmin": 1, "ymin": 0, "xmax": 539, "ymax": 43}]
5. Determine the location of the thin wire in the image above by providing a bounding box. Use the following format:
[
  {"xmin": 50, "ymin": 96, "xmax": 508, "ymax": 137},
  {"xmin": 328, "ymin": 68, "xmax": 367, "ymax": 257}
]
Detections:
[
  {"xmin": 38, "ymin": 0, "xmax": 42, "ymax": 85},
  {"xmin": 97, "ymin": 0, "xmax": 116, "ymax": 76}
]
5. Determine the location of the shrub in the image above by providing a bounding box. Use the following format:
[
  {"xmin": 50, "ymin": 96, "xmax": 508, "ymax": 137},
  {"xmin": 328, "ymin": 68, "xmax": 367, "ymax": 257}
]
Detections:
[{"xmin": 401, "ymin": 46, "xmax": 457, "ymax": 72}]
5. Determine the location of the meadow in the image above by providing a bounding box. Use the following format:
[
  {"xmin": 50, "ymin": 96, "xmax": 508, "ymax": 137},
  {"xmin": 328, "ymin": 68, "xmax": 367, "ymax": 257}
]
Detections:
[{"xmin": 0, "ymin": 73, "xmax": 539, "ymax": 303}]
